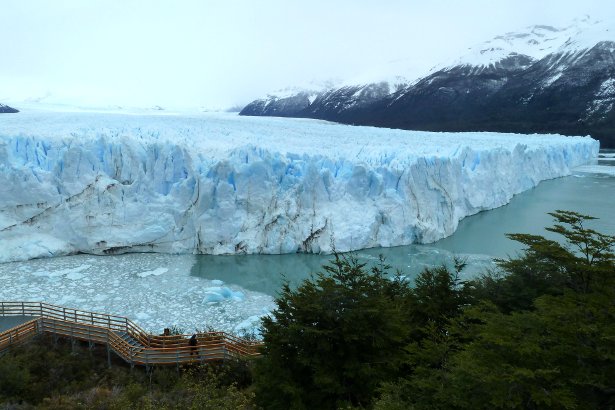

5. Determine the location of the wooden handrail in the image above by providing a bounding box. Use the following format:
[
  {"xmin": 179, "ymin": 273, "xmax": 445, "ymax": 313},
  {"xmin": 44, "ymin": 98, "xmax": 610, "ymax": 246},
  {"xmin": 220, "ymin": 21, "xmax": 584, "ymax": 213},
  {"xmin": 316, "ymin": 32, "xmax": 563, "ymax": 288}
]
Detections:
[
  {"xmin": 0, "ymin": 318, "xmax": 40, "ymax": 353},
  {"xmin": 0, "ymin": 301, "xmax": 262, "ymax": 365}
]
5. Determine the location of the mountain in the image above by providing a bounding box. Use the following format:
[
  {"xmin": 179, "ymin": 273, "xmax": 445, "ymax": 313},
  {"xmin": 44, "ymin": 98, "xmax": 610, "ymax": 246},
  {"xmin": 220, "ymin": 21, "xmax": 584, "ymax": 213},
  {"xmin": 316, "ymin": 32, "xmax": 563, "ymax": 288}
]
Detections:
[
  {"xmin": 240, "ymin": 77, "xmax": 408, "ymax": 120},
  {"xmin": 0, "ymin": 103, "xmax": 19, "ymax": 113},
  {"xmin": 240, "ymin": 88, "xmax": 321, "ymax": 117},
  {"xmin": 240, "ymin": 18, "xmax": 615, "ymax": 147}
]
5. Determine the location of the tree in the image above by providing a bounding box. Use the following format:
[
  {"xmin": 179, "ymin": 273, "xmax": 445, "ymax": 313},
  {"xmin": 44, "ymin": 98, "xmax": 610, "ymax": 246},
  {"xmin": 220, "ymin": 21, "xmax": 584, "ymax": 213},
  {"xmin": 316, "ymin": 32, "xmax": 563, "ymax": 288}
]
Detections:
[
  {"xmin": 437, "ymin": 287, "xmax": 615, "ymax": 410},
  {"xmin": 254, "ymin": 253, "xmax": 411, "ymax": 410},
  {"xmin": 544, "ymin": 210, "xmax": 615, "ymax": 291},
  {"xmin": 376, "ymin": 260, "xmax": 473, "ymax": 410},
  {"xmin": 409, "ymin": 257, "xmax": 469, "ymax": 331},
  {"xmin": 470, "ymin": 210, "xmax": 615, "ymax": 312},
  {"xmin": 375, "ymin": 210, "xmax": 615, "ymax": 410}
]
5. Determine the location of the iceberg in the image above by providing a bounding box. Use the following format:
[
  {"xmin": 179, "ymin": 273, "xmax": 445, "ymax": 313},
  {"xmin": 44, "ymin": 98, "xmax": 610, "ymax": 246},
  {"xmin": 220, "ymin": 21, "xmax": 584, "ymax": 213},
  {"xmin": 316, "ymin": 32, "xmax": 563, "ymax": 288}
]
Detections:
[
  {"xmin": 0, "ymin": 111, "xmax": 598, "ymax": 263},
  {"xmin": 202, "ymin": 286, "xmax": 245, "ymax": 304}
]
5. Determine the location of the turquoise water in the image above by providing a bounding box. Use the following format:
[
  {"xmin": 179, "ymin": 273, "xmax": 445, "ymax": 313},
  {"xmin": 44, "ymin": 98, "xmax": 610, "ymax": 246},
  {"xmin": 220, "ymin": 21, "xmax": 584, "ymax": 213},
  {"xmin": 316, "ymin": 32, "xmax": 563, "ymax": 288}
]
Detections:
[
  {"xmin": 191, "ymin": 167, "xmax": 615, "ymax": 296},
  {"xmin": 1, "ymin": 161, "xmax": 612, "ymax": 332},
  {"xmin": 433, "ymin": 172, "xmax": 615, "ymax": 257}
]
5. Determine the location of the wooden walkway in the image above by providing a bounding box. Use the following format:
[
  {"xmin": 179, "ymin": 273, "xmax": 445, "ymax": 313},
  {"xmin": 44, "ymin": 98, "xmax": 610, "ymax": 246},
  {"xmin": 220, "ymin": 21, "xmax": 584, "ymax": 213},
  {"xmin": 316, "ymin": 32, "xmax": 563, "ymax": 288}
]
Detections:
[{"xmin": 0, "ymin": 301, "xmax": 262, "ymax": 367}]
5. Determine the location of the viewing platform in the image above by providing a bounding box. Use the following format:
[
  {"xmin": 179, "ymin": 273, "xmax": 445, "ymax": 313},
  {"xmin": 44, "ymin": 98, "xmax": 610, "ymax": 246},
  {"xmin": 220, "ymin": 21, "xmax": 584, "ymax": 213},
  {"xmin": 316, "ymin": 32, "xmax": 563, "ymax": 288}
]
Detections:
[{"xmin": 0, "ymin": 301, "xmax": 262, "ymax": 367}]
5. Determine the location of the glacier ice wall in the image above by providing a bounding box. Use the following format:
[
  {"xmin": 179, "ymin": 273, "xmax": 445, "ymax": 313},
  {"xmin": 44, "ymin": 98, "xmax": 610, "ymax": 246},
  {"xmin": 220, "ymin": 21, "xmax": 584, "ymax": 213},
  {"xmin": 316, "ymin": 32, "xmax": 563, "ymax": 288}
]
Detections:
[{"xmin": 0, "ymin": 111, "xmax": 599, "ymax": 262}]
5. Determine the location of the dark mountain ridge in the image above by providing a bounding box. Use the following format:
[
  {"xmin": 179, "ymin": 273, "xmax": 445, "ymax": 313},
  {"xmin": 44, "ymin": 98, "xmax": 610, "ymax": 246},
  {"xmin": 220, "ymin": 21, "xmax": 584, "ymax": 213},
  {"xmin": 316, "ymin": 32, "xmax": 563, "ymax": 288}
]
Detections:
[
  {"xmin": 0, "ymin": 103, "xmax": 19, "ymax": 113},
  {"xmin": 240, "ymin": 20, "xmax": 615, "ymax": 147}
]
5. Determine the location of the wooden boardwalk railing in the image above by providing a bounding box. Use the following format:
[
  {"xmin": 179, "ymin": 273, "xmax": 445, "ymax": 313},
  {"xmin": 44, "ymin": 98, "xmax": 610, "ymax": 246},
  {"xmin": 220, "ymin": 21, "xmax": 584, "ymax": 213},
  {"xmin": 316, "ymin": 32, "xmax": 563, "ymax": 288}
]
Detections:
[{"xmin": 0, "ymin": 301, "xmax": 262, "ymax": 367}]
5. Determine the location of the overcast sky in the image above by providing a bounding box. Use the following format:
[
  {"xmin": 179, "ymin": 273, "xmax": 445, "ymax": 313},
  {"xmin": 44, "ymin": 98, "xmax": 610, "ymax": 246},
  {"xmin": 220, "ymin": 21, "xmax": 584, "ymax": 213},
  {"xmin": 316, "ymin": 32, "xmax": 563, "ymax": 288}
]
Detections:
[{"xmin": 1, "ymin": 0, "xmax": 613, "ymax": 109}]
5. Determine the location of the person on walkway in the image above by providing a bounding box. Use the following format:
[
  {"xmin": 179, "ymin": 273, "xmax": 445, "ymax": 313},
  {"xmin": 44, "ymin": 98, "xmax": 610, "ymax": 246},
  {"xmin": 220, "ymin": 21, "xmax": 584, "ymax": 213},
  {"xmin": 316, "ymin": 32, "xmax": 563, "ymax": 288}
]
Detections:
[{"xmin": 189, "ymin": 334, "xmax": 198, "ymax": 357}]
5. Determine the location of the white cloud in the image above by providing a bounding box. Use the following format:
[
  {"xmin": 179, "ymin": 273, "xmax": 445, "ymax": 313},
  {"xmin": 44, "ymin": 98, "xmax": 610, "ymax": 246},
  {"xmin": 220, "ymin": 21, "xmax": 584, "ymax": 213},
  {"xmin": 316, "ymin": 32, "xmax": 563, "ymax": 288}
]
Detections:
[{"xmin": 1, "ymin": 0, "xmax": 613, "ymax": 109}]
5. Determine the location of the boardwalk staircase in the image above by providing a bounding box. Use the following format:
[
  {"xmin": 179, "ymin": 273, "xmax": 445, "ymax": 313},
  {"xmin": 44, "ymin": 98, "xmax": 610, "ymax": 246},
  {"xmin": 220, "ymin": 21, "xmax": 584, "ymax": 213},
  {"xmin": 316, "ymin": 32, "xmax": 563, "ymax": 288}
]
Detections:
[{"xmin": 0, "ymin": 301, "xmax": 262, "ymax": 367}]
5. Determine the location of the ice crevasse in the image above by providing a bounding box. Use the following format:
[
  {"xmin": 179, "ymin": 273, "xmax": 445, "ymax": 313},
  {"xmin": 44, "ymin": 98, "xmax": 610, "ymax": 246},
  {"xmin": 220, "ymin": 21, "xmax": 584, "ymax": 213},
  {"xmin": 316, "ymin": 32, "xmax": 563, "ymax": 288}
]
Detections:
[{"xmin": 0, "ymin": 111, "xmax": 599, "ymax": 262}]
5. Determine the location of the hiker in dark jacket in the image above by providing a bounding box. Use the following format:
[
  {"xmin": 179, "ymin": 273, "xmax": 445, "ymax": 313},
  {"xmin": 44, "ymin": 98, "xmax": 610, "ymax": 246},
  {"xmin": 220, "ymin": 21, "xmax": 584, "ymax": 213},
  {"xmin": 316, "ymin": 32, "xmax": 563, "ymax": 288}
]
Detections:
[{"xmin": 189, "ymin": 334, "xmax": 198, "ymax": 356}]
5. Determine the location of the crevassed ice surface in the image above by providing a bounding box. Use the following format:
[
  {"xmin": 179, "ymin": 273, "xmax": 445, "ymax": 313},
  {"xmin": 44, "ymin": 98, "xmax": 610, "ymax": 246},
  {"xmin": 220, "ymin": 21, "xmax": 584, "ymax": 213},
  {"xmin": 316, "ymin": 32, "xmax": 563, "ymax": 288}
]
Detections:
[{"xmin": 0, "ymin": 111, "xmax": 598, "ymax": 263}]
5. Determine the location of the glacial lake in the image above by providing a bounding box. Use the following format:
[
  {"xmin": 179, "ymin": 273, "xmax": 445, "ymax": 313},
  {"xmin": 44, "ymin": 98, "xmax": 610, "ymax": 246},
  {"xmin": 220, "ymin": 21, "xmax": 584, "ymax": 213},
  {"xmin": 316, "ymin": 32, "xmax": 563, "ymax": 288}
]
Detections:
[{"xmin": 1, "ymin": 159, "xmax": 613, "ymax": 335}]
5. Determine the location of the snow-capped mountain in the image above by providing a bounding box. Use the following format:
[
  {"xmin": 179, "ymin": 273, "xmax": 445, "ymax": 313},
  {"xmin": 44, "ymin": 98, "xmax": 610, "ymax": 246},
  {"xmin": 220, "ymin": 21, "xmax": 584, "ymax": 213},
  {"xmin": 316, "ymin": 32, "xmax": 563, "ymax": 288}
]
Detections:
[
  {"xmin": 240, "ymin": 18, "xmax": 615, "ymax": 147},
  {"xmin": 445, "ymin": 17, "xmax": 605, "ymax": 71},
  {"xmin": 0, "ymin": 103, "xmax": 19, "ymax": 113},
  {"xmin": 240, "ymin": 74, "xmax": 408, "ymax": 120},
  {"xmin": 240, "ymin": 88, "xmax": 321, "ymax": 117}
]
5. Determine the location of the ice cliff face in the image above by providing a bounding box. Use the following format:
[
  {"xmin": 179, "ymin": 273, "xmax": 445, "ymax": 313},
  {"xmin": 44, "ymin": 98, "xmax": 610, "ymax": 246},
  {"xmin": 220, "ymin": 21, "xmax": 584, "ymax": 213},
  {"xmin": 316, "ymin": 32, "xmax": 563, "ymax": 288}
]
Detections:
[{"xmin": 0, "ymin": 111, "xmax": 598, "ymax": 262}]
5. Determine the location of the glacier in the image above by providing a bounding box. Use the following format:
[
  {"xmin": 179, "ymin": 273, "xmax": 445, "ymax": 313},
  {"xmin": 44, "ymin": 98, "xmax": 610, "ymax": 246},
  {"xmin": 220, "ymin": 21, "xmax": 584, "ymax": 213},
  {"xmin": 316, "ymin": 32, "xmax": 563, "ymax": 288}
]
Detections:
[{"xmin": 0, "ymin": 110, "xmax": 598, "ymax": 263}]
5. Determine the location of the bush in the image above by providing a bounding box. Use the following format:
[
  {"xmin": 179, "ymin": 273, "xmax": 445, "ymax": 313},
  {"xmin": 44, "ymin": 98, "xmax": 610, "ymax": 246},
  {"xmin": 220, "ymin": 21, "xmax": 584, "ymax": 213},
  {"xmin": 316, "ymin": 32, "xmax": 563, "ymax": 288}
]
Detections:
[
  {"xmin": 0, "ymin": 337, "xmax": 254, "ymax": 409},
  {"xmin": 375, "ymin": 210, "xmax": 615, "ymax": 410},
  {"xmin": 254, "ymin": 254, "xmax": 412, "ymax": 409}
]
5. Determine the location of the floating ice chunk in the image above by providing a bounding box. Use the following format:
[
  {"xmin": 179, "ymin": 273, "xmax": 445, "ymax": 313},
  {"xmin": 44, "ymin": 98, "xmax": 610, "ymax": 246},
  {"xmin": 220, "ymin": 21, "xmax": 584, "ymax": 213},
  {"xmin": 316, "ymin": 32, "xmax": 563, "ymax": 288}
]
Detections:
[
  {"xmin": 32, "ymin": 270, "xmax": 61, "ymax": 278},
  {"xmin": 0, "ymin": 252, "xmax": 276, "ymax": 334},
  {"xmin": 202, "ymin": 291, "xmax": 226, "ymax": 303},
  {"xmin": 211, "ymin": 279, "xmax": 225, "ymax": 286},
  {"xmin": 136, "ymin": 267, "xmax": 169, "ymax": 278},
  {"xmin": 136, "ymin": 312, "xmax": 151, "ymax": 320},
  {"xmin": 65, "ymin": 265, "xmax": 91, "ymax": 280},
  {"xmin": 31, "ymin": 264, "xmax": 91, "ymax": 280},
  {"xmin": 230, "ymin": 290, "xmax": 245, "ymax": 301},
  {"xmin": 56, "ymin": 295, "xmax": 75, "ymax": 305},
  {"xmin": 66, "ymin": 271, "xmax": 85, "ymax": 280},
  {"xmin": 202, "ymin": 286, "xmax": 245, "ymax": 304},
  {"xmin": 573, "ymin": 165, "xmax": 615, "ymax": 176},
  {"xmin": 233, "ymin": 314, "xmax": 266, "ymax": 337}
]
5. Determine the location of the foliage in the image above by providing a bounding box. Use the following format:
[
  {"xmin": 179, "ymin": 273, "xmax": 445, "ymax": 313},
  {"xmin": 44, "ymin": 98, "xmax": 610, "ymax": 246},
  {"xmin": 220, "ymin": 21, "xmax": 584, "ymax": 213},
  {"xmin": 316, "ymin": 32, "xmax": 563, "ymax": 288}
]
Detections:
[
  {"xmin": 253, "ymin": 253, "xmax": 472, "ymax": 409},
  {"xmin": 0, "ymin": 337, "xmax": 254, "ymax": 409},
  {"xmin": 409, "ymin": 257, "xmax": 470, "ymax": 332},
  {"xmin": 3, "ymin": 210, "xmax": 613, "ymax": 409},
  {"xmin": 442, "ymin": 289, "xmax": 615, "ymax": 409},
  {"xmin": 254, "ymin": 253, "xmax": 412, "ymax": 409},
  {"xmin": 375, "ymin": 210, "xmax": 615, "ymax": 410},
  {"xmin": 470, "ymin": 210, "xmax": 615, "ymax": 312},
  {"xmin": 375, "ymin": 260, "xmax": 474, "ymax": 410}
]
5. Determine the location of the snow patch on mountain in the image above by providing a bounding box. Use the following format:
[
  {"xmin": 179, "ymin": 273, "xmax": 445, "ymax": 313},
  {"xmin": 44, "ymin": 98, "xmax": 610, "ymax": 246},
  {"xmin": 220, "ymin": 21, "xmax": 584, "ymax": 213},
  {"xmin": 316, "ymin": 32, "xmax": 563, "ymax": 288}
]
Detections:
[
  {"xmin": 585, "ymin": 78, "xmax": 615, "ymax": 120},
  {"xmin": 446, "ymin": 17, "xmax": 614, "ymax": 71},
  {"xmin": 245, "ymin": 60, "xmax": 414, "ymax": 116}
]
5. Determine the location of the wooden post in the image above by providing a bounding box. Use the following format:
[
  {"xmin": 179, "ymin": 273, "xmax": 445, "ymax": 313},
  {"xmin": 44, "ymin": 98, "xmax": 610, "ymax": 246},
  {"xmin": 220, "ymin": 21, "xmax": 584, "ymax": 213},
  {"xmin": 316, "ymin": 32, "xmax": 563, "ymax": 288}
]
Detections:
[
  {"xmin": 53, "ymin": 318, "xmax": 58, "ymax": 346},
  {"xmin": 107, "ymin": 332, "xmax": 112, "ymax": 368},
  {"xmin": 88, "ymin": 321, "xmax": 93, "ymax": 350},
  {"xmin": 130, "ymin": 346, "xmax": 134, "ymax": 370},
  {"xmin": 70, "ymin": 315, "xmax": 75, "ymax": 352}
]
